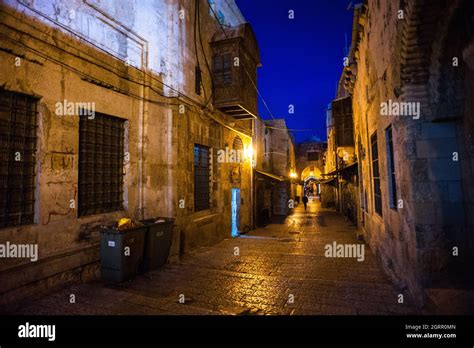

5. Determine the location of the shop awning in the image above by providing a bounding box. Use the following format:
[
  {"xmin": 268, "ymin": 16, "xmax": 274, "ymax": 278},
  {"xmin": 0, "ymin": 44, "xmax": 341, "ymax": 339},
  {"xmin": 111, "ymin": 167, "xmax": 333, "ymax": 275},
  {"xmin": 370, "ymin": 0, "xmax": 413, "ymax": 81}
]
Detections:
[
  {"xmin": 320, "ymin": 177, "xmax": 337, "ymax": 185},
  {"xmin": 323, "ymin": 168, "xmax": 338, "ymax": 176},
  {"xmin": 339, "ymin": 162, "xmax": 358, "ymax": 173},
  {"xmin": 255, "ymin": 170, "xmax": 286, "ymax": 182}
]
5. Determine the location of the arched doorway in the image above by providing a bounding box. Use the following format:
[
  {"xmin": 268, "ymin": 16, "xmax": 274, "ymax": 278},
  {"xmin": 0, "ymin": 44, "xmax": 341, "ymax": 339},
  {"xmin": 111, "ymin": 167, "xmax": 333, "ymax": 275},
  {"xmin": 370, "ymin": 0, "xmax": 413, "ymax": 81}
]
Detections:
[
  {"xmin": 303, "ymin": 176, "xmax": 319, "ymax": 198},
  {"xmin": 300, "ymin": 166, "xmax": 322, "ymax": 200}
]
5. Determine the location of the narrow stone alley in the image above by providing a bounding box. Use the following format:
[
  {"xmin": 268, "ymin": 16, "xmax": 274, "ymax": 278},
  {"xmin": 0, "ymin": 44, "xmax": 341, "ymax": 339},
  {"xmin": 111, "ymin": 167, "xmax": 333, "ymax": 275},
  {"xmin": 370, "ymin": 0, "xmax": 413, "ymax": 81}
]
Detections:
[
  {"xmin": 6, "ymin": 202, "xmax": 417, "ymax": 315},
  {"xmin": 2, "ymin": 0, "xmax": 473, "ymax": 345}
]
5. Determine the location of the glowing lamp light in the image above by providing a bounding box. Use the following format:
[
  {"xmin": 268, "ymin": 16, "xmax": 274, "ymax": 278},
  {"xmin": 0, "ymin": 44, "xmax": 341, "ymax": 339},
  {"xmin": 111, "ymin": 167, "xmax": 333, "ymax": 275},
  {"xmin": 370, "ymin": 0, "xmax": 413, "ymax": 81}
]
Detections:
[
  {"xmin": 290, "ymin": 171, "xmax": 297, "ymax": 179},
  {"xmin": 244, "ymin": 145, "xmax": 254, "ymax": 161}
]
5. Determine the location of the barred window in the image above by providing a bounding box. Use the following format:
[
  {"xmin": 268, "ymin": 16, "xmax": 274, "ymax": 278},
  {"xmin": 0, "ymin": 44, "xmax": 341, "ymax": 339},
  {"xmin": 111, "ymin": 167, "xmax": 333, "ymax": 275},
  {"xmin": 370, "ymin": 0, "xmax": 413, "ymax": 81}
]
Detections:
[
  {"xmin": 78, "ymin": 113, "xmax": 125, "ymax": 217},
  {"xmin": 370, "ymin": 132, "xmax": 383, "ymax": 217},
  {"xmin": 0, "ymin": 90, "xmax": 38, "ymax": 228},
  {"xmin": 194, "ymin": 144, "xmax": 210, "ymax": 211}
]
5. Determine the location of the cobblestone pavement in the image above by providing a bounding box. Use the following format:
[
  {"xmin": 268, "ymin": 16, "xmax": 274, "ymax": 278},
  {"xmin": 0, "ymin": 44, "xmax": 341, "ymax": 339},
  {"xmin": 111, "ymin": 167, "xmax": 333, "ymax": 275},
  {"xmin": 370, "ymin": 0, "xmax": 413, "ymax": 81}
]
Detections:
[{"xmin": 7, "ymin": 202, "xmax": 418, "ymax": 315}]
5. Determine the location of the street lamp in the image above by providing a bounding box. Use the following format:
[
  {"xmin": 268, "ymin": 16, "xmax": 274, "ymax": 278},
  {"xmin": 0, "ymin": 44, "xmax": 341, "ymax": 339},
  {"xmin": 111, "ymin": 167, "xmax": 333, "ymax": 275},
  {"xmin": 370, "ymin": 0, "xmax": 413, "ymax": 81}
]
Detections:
[
  {"xmin": 244, "ymin": 145, "xmax": 256, "ymax": 168},
  {"xmin": 244, "ymin": 145, "xmax": 253, "ymax": 160}
]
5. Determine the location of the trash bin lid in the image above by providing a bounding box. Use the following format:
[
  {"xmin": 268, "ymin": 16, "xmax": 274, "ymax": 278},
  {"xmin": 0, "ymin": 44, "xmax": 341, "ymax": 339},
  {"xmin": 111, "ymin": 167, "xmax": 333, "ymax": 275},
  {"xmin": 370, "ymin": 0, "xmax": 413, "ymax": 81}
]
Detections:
[{"xmin": 141, "ymin": 217, "xmax": 174, "ymax": 225}]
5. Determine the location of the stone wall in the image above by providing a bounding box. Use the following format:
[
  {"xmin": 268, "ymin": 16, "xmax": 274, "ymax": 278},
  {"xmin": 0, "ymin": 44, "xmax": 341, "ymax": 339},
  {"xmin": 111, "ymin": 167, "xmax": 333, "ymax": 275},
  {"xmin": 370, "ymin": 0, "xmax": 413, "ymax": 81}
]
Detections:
[
  {"xmin": 264, "ymin": 119, "xmax": 291, "ymax": 177},
  {"xmin": 296, "ymin": 141, "xmax": 326, "ymax": 180},
  {"xmin": 0, "ymin": 0, "xmax": 255, "ymax": 305},
  {"xmin": 350, "ymin": 0, "xmax": 421, "ymax": 303},
  {"xmin": 349, "ymin": 0, "xmax": 474, "ymax": 306},
  {"xmin": 264, "ymin": 119, "xmax": 294, "ymax": 215}
]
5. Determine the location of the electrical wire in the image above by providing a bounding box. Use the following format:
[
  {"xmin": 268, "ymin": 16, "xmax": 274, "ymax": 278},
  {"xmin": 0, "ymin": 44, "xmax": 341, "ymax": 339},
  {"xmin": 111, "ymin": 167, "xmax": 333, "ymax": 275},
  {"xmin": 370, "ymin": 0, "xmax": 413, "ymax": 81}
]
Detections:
[
  {"xmin": 0, "ymin": 19, "xmax": 204, "ymax": 114},
  {"xmin": 0, "ymin": 32, "xmax": 195, "ymax": 111},
  {"xmin": 197, "ymin": 0, "xmax": 214, "ymax": 109},
  {"xmin": 206, "ymin": 1, "xmax": 330, "ymax": 138},
  {"xmin": 0, "ymin": 4, "xmax": 253, "ymax": 137},
  {"xmin": 194, "ymin": 0, "xmax": 207, "ymax": 102},
  {"xmin": 0, "ymin": 7, "xmax": 210, "ymax": 112},
  {"xmin": 265, "ymin": 125, "xmax": 320, "ymax": 132}
]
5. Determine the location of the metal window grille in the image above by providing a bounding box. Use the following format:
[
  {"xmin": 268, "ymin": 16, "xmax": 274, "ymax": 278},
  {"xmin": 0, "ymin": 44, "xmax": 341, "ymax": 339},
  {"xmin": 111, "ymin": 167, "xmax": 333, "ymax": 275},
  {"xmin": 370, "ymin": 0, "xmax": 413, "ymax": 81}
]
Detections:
[
  {"xmin": 386, "ymin": 126, "xmax": 397, "ymax": 209},
  {"xmin": 370, "ymin": 133, "xmax": 383, "ymax": 217},
  {"xmin": 78, "ymin": 113, "xmax": 125, "ymax": 217},
  {"xmin": 194, "ymin": 144, "xmax": 210, "ymax": 211},
  {"xmin": 0, "ymin": 90, "xmax": 38, "ymax": 228}
]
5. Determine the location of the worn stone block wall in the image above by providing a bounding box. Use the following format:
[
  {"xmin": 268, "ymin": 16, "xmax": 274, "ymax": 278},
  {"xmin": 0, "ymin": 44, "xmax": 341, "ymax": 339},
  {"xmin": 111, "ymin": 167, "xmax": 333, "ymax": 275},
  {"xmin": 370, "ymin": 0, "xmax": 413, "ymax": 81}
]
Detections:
[
  {"xmin": 0, "ymin": 0, "xmax": 255, "ymax": 304},
  {"xmin": 296, "ymin": 141, "xmax": 326, "ymax": 180},
  {"xmin": 351, "ymin": 0, "xmax": 421, "ymax": 302},
  {"xmin": 0, "ymin": 2, "xmax": 148, "ymax": 302},
  {"xmin": 265, "ymin": 119, "xmax": 291, "ymax": 177},
  {"xmin": 351, "ymin": 0, "xmax": 473, "ymax": 306},
  {"xmin": 264, "ymin": 119, "xmax": 294, "ymax": 215}
]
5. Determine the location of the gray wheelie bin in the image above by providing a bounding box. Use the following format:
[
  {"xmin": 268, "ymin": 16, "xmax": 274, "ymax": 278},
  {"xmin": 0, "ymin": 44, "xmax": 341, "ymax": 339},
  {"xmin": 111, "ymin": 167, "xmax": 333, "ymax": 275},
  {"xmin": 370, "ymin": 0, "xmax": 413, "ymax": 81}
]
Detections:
[
  {"xmin": 140, "ymin": 218, "xmax": 174, "ymax": 271},
  {"xmin": 100, "ymin": 223, "xmax": 146, "ymax": 282}
]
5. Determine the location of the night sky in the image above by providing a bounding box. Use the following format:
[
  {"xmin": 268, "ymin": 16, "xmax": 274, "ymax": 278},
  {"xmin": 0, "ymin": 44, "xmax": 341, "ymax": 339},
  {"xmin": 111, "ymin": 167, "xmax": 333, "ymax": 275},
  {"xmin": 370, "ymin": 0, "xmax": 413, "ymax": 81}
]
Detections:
[{"xmin": 235, "ymin": 0, "xmax": 354, "ymax": 143}]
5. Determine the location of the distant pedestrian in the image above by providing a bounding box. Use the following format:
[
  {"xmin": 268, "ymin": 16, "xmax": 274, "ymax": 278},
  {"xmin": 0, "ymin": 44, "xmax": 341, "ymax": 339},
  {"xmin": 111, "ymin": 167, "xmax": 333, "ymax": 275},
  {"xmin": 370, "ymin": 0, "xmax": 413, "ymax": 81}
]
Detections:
[{"xmin": 302, "ymin": 195, "xmax": 309, "ymax": 211}]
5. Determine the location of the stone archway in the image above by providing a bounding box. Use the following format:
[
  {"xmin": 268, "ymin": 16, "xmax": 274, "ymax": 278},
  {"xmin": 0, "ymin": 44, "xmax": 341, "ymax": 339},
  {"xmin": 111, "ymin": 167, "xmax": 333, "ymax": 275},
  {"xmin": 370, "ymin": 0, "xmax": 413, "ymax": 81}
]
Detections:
[
  {"xmin": 300, "ymin": 166, "xmax": 322, "ymax": 182},
  {"xmin": 300, "ymin": 166, "xmax": 322, "ymax": 198}
]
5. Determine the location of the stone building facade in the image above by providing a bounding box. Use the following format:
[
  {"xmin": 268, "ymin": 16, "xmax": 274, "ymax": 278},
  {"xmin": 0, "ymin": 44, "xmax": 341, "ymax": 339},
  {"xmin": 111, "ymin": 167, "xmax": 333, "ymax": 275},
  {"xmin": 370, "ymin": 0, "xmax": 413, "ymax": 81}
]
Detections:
[
  {"xmin": 334, "ymin": 0, "xmax": 474, "ymax": 306},
  {"xmin": 322, "ymin": 17, "xmax": 360, "ymax": 226},
  {"xmin": 296, "ymin": 140, "xmax": 326, "ymax": 183},
  {"xmin": 264, "ymin": 119, "xmax": 296, "ymax": 216},
  {"xmin": 295, "ymin": 140, "xmax": 326, "ymax": 201},
  {"xmin": 0, "ymin": 0, "xmax": 260, "ymax": 305},
  {"xmin": 323, "ymin": 93, "xmax": 359, "ymax": 226},
  {"xmin": 253, "ymin": 118, "xmax": 296, "ymax": 225}
]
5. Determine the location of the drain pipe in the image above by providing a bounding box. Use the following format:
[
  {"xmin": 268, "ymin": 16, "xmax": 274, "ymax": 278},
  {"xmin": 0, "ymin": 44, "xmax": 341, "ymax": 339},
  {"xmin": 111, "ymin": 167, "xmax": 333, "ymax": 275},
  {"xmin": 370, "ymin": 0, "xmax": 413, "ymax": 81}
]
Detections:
[{"xmin": 138, "ymin": 44, "xmax": 149, "ymax": 220}]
